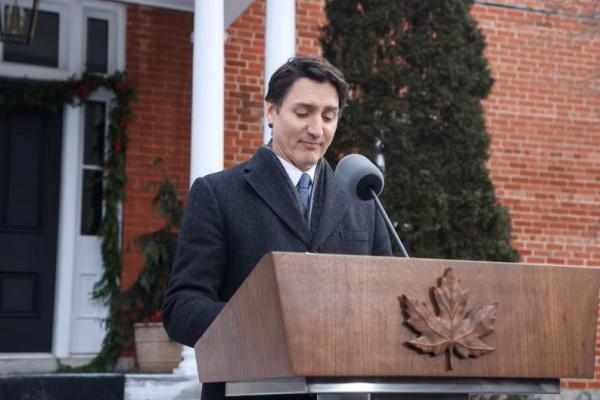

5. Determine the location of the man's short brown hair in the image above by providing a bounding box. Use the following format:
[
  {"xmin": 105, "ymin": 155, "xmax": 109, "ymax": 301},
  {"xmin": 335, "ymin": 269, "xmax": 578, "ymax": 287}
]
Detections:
[{"xmin": 265, "ymin": 55, "xmax": 349, "ymax": 111}]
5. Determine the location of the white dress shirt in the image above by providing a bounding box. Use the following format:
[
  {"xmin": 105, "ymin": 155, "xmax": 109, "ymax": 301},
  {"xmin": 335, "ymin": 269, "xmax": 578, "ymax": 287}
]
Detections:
[{"xmin": 275, "ymin": 154, "xmax": 317, "ymax": 187}]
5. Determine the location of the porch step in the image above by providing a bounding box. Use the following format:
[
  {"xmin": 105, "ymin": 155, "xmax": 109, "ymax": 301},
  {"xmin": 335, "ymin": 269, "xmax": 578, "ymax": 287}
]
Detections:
[
  {"xmin": 0, "ymin": 373, "xmax": 201, "ymax": 400},
  {"xmin": 125, "ymin": 374, "xmax": 201, "ymax": 400}
]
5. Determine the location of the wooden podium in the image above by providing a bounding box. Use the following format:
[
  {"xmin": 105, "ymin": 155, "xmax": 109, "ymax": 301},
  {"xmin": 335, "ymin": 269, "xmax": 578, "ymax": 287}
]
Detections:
[{"xmin": 195, "ymin": 252, "xmax": 600, "ymax": 399}]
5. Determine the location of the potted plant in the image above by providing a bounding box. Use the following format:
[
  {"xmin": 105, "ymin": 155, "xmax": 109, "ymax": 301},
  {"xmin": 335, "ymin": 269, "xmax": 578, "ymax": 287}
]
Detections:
[{"xmin": 133, "ymin": 310, "xmax": 182, "ymax": 373}]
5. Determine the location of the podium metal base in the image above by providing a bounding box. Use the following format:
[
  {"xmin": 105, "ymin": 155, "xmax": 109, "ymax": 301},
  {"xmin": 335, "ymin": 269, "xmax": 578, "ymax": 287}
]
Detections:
[
  {"xmin": 226, "ymin": 377, "xmax": 560, "ymax": 399},
  {"xmin": 317, "ymin": 394, "xmax": 466, "ymax": 400}
]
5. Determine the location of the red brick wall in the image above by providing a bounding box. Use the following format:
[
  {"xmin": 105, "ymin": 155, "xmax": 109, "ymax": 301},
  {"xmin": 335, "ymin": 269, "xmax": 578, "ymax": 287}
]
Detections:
[
  {"xmin": 297, "ymin": 0, "xmax": 327, "ymax": 55},
  {"xmin": 474, "ymin": 2, "xmax": 600, "ymax": 268},
  {"xmin": 224, "ymin": 0, "xmax": 265, "ymax": 168},
  {"xmin": 122, "ymin": 5, "xmax": 193, "ymax": 287},
  {"xmin": 472, "ymin": 1, "xmax": 600, "ymax": 388}
]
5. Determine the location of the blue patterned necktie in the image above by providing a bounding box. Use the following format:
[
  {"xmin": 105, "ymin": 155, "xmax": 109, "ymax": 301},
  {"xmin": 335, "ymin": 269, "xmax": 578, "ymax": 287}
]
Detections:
[{"xmin": 297, "ymin": 173, "xmax": 312, "ymax": 219}]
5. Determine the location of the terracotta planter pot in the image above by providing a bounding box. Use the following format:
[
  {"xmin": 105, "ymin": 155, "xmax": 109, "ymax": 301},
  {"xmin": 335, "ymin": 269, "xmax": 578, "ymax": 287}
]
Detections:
[{"xmin": 134, "ymin": 322, "xmax": 182, "ymax": 373}]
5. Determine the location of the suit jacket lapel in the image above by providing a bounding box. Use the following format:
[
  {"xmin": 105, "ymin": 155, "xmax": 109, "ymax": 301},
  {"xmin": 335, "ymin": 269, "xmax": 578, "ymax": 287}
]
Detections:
[
  {"xmin": 243, "ymin": 147, "xmax": 312, "ymax": 245},
  {"xmin": 310, "ymin": 160, "xmax": 350, "ymax": 250}
]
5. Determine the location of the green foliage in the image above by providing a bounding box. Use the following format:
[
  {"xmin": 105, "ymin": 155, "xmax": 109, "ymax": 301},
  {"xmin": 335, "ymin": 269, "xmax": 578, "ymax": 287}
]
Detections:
[{"xmin": 322, "ymin": 0, "xmax": 519, "ymax": 261}]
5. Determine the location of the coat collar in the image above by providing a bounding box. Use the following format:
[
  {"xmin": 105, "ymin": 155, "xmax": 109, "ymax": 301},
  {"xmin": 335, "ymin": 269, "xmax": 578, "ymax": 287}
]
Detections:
[
  {"xmin": 243, "ymin": 147, "xmax": 351, "ymax": 250},
  {"xmin": 309, "ymin": 158, "xmax": 350, "ymax": 251},
  {"xmin": 243, "ymin": 147, "xmax": 312, "ymax": 245}
]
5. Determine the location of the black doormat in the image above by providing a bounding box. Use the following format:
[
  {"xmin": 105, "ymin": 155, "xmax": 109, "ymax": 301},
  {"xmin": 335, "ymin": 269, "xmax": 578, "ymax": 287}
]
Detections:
[{"xmin": 0, "ymin": 374, "xmax": 124, "ymax": 400}]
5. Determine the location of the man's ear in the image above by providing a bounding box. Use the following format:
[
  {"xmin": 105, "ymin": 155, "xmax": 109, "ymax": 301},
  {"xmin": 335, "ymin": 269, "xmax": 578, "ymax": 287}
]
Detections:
[{"xmin": 266, "ymin": 102, "xmax": 276, "ymax": 126}]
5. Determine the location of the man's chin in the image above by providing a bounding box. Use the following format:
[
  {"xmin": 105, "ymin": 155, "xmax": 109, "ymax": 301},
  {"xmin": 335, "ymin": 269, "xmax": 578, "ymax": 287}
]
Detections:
[{"xmin": 295, "ymin": 157, "xmax": 319, "ymax": 171}]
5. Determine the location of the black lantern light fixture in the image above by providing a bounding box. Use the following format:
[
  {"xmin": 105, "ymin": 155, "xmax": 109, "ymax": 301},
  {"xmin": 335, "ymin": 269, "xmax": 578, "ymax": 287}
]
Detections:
[{"xmin": 0, "ymin": 0, "xmax": 40, "ymax": 45}]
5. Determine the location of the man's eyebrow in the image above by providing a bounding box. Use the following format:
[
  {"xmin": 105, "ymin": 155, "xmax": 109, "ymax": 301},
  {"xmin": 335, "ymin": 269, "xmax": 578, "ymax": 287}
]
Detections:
[{"xmin": 292, "ymin": 102, "xmax": 339, "ymax": 112}]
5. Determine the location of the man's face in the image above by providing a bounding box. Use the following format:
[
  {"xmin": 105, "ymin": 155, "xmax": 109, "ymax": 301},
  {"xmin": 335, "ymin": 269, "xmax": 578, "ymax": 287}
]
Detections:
[{"xmin": 267, "ymin": 77, "xmax": 340, "ymax": 171}]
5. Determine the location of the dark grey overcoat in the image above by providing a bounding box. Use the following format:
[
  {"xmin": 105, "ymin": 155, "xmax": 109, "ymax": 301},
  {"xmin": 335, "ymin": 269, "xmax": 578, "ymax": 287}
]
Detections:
[{"xmin": 162, "ymin": 146, "xmax": 392, "ymax": 400}]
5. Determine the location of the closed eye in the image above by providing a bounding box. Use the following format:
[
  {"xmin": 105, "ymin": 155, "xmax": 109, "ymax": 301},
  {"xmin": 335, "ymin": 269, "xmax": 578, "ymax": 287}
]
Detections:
[{"xmin": 323, "ymin": 112, "xmax": 336, "ymax": 122}]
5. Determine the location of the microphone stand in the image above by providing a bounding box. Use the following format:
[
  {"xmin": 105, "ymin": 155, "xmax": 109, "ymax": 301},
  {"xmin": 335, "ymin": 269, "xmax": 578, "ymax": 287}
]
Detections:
[{"xmin": 369, "ymin": 188, "xmax": 410, "ymax": 258}]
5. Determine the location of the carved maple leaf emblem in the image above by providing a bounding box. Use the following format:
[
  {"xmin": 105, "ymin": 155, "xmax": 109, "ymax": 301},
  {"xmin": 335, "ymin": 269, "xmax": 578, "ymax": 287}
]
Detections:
[{"xmin": 401, "ymin": 268, "xmax": 497, "ymax": 370}]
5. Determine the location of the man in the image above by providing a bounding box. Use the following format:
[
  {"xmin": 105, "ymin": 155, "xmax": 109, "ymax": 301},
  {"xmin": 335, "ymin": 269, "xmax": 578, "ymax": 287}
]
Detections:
[{"xmin": 162, "ymin": 56, "xmax": 392, "ymax": 400}]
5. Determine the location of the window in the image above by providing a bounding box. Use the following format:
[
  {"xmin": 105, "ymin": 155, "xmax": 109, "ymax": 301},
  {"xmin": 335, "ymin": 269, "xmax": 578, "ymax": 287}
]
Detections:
[
  {"xmin": 80, "ymin": 101, "xmax": 106, "ymax": 235},
  {"xmin": 86, "ymin": 18, "xmax": 108, "ymax": 73},
  {"xmin": 3, "ymin": 10, "xmax": 59, "ymax": 67}
]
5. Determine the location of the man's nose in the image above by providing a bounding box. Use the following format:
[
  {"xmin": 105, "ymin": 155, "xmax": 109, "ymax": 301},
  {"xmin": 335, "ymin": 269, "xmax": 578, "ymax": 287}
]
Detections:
[{"xmin": 306, "ymin": 117, "xmax": 324, "ymax": 137}]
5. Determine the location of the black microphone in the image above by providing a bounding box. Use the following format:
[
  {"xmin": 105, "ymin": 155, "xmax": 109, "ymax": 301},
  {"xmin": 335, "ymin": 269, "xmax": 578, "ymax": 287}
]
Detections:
[{"xmin": 335, "ymin": 154, "xmax": 409, "ymax": 257}]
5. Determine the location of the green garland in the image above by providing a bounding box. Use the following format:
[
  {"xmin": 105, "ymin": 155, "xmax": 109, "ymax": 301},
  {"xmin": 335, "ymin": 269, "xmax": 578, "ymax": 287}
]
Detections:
[{"xmin": 0, "ymin": 72, "xmax": 136, "ymax": 370}]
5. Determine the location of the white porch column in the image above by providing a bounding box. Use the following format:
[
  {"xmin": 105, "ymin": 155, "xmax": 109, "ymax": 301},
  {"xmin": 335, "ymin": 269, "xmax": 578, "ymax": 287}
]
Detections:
[
  {"xmin": 263, "ymin": 0, "xmax": 296, "ymax": 143},
  {"xmin": 190, "ymin": 0, "xmax": 224, "ymax": 180},
  {"xmin": 175, "ymin": 0, "xmax": 224, "ymax": 377}
]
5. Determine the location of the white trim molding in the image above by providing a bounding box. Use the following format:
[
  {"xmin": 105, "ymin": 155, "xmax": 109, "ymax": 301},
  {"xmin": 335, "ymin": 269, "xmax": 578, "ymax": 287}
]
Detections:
[{"xmin": 118, "ymin": 0, "xmax": 193, "ymax": 12}]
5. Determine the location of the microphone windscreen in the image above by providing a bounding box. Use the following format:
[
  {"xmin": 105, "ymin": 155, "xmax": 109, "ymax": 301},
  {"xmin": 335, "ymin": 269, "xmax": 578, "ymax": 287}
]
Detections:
[{"xmin": 335, "ymin": 154, "xmax": 384, "ymax": 201}]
